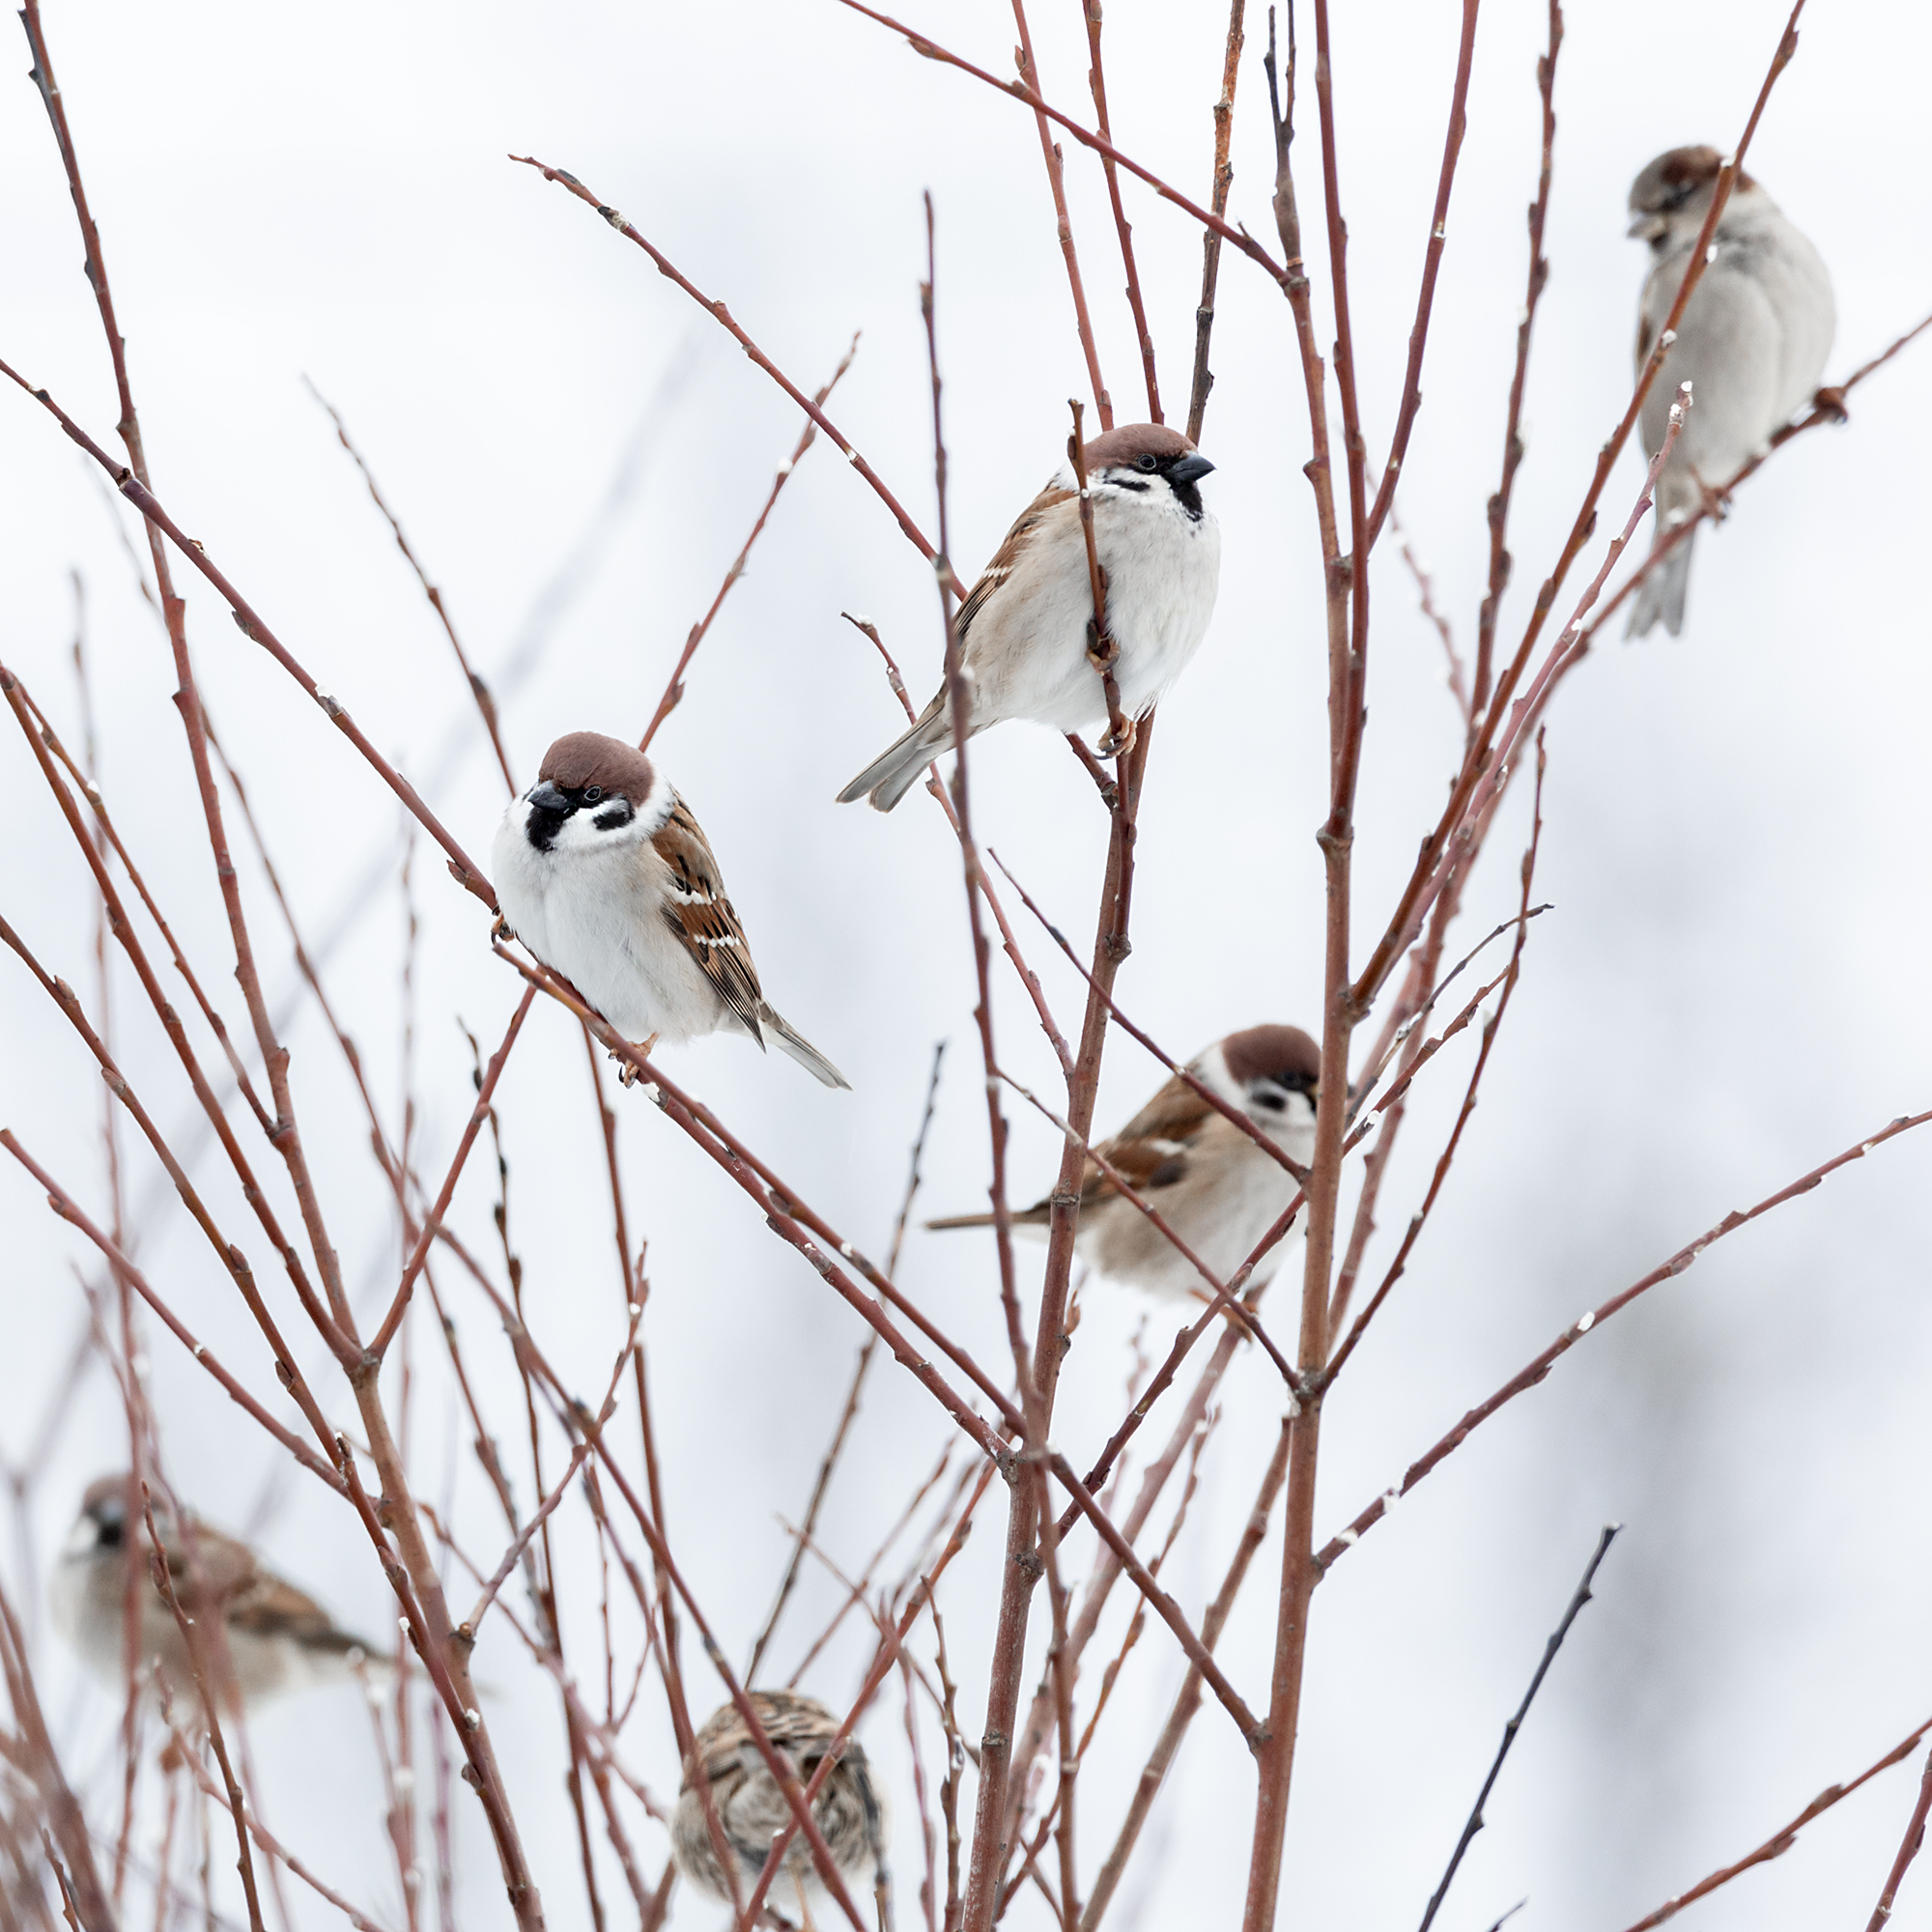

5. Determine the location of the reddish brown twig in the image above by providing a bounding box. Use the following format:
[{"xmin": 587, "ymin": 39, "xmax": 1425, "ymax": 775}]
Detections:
[
  {"xmin": 1318, "ymin": 1104, "xmax": 1932, "ymax": 1576},
  {"xmin": 1473, "ymin": 0, "xmax": 1563, "ymax": 718},
  {"xmin": 639, "ymin": 337, "xmax": 859, "ymax": 750},
  {"xmin": 1864, "ymin": 1741, "xmax": 1932, "ymax": 1932},
  {"xmin": 0, "ymin": 364, "xmax": 496, "ymax": 908},
  {"xmin": 839, "ymin": 0, "xmax": 1288, "ymax": 285},
  {"xmin": 1325, "ymin": 734, "xmax": 1548, "ymax": 1363},
  {"xmin": 1352, "ymin": 2, "xmax": 1807, "ymax": 1019},
  {"xmin": 1076, "ymin": 0, "xmax": 1159, "ymax": 421},
  {"xmin": 1081, "ymin": 1413, "xmax": 1291, "ymax": 1929},
  {"xmin": 1363, "ymin": 0, "xmax": 1482, "ymax": 548},
  {"xmin": 135, "ymin": 1491, "xmax": 268, "ymax": 1932},
  {"xmin": 747, "ymin": 1040, "xmax": 946, "ymax": 1685},
  {"xmin": 511, "ymin": 155, "xmax": 933, "ymax": 561},
  {"xmin": 1612, "ymin": 1708, "xmax": 1932, "ymax": 1931},
  {"xmin": 372, "ymin": 990, "xmax": 536, "ymax": 1355},
  {"xmin": 1012, "ymin": 3, "xmax": 1110, "ymax": 426},
  {"xmin": 304, "ymin": 378, "xmax": 516, "ymax": 793},
  {"xmin": 0, "ymin": 1578, "xmax": 115, "ymax": 1932},
  {"xmin": 925, "ymin": 192, "xmax": 1032, "ymax": 1404},
  {"xmin": 1065, "ymin": 401, "xmax": 1131, "ymax": 760},
  {"xmin": 0, "ymin": 1132, "xmax": 343, "ymax": 1491},
  {"xmin": 1186, "ymin": 0, "xmax": 1247, "ymax": 442}
]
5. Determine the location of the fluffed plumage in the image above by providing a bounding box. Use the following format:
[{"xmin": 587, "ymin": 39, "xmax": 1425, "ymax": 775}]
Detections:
[{"xmin": 1626, "ymin": 145, "xmax": 1834, "ymax": 637}]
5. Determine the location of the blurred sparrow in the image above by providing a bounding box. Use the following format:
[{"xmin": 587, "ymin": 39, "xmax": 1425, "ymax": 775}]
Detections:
[
  {"xmin": 671, "ymin": 1690, "xmax": 888, "ymax": 1929},
  {"xmin": 837, "ymin": 423, "xmax": 1219, "ymax": 811},
  {"xmin": 493, "ymin": 732, "xmax": 849, "ymax": 1089},
  {"xmin": 1627, "ymin": 144, "xmax": 1834, "ymax": 637},
  {"xmin": 927, "ymin": 1024, "xmax": 1319, "ymax": 1301},
  {"xmin": 50, "ymin": 1475, "xmax": 376, "ymax": 1710}
]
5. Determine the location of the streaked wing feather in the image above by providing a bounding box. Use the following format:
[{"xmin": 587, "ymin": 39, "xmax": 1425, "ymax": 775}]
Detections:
[
  {"xmin": 651, "ymin": 798, "xmax": 766, "ymax": 1040},
  {"xmin": 954, "ymin": 486, "xmax": 1076, "ymax": 643}
]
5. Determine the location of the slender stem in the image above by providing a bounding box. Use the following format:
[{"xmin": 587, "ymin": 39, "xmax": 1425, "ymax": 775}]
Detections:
[
  {"xmin": 1417, "ymin": 1524, "xmax": 1620, "ymax": 1931},
  {"xmin": 1077, "ymin": 0, "xmax": 1160, "ymax": 421},
  {"xmin": 1012, "ymin": 1, "xmax": 1111, "ymax": 425}
]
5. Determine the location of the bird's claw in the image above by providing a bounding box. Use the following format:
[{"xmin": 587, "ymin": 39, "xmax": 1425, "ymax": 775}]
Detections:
[
  {"xmin": 613, "ymin": 1036, "xmax": 659, "ymax": 1087},
  {"xmin": 1813, "ymin": 384, "xmax": 1850, "ymax": 424},
  {"xmin": 491, "ymin": 917, "xmax": 515, "ymax": 944},
  {"xmin": 1095, "ymin": 716, "xmax": 1138, "ymax": 759}
]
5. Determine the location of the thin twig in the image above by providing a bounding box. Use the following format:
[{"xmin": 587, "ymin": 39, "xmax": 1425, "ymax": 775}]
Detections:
[
  {"xmin": 639, "ymin": 337, "xmax": 860, "ymax": 750},
  {"xmin": 1417, "ymin": 1523, "xmax": 1620, "ymax": 1931},
  {"xmin": 1318, "ymin": 1105, "xmax": 1932, "ymax": 1576},
  {"xmin": 303, "ymin": 379, "xmax": 516, "ymax": 793}
]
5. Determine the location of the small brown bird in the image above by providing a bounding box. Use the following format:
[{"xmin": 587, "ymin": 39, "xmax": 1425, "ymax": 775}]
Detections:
[
  {"xmin": 836, "ymin": 422, "xmax": 1219, "ymax": 811},
  {"xmin": 671, "ymin": 1690, "xmax": 889, "ymax": 1930},
  {"xmin": 1625, "ymin": 145, "xmax": 1834, "ymax": 636},
  {"xmin": 928, "ymin": 1025, "xmax": 1319, "ymax": 1301},
  {"xmin": 493, "ymin": 732, "xmax": 849, "ymax": 1088},
  {"xmin": 49, "ymin": 1476, "xmax": 377, "ymax": 1710}
]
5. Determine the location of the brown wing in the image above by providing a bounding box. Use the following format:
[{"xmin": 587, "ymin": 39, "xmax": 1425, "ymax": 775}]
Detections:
[
  {"xmin": 1074, "ymin": 1071, "xmax": 1219, "ymax": 1208},
  {"xmin": 954, "ymin": 486, "xmax": 1076, "ymax": 643},
  {"xmin": 651, "ymin": 796, "xmax": 766, "ymax": 1042},
  {"xmin": 226, "ymin": 1567, "xmax": 360, "ymax": 1655}
]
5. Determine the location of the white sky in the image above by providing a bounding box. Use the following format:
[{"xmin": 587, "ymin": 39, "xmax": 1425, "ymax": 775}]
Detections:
[{"xmin": 3, "ymin": 2, "xmax": 1931, "ymax": 1928}]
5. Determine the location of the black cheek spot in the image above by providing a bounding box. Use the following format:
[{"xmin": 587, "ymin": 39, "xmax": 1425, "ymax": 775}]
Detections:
[{"xmin": 593, "ymin": 803, "xmax": 634, "ymax": 832}]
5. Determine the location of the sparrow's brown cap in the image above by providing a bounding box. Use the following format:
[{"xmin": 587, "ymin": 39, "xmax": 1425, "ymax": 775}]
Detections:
[
  {"xmin": 537, "ymin": 732, "xmax": 657, "ymax": 807},
  {"xmin": 1630, "ymin": 145, "xmax": 1754, "ymax": 212},
  {"xmin": 1223, "ymin": 1024, "xmax": 1321, "ymax": 1091},
  {"xmin": 1082, "ymin": 422, "xmax": 1198, "ymax": 469}
]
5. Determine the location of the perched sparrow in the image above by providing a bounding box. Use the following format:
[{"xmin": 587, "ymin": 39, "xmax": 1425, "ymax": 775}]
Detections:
[
  {"xmin": 928, "ymin": 1025, "xmax": 1319, "ymax": 1301},
  {"xmin": 670, "ymin": 1690, "xmax": 888, "ymax": 1928},
  {"xmin": 1626, "ymin": 144, "xmax": 1834, "ymax": 637},
  {"xmin": 837, "ymin": 423, "xmax": 1219, "ymax": 811},
  {"xmin": 49, "ymin": 1476, "xmax": 376, "ymax": 1710},
  {"xmin": 493, "ymin": 732, "xmax": 849, "ymax": 1089}
]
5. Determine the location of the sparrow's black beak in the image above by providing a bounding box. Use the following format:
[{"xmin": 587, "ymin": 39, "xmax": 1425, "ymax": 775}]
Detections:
[
  {"xmin": 526, "ymin": 781, "xmax": 571, "ymax": 815},
  {"xmin": 1167, "ymin": 453, "xmax": 1215, "ymax": 486}
]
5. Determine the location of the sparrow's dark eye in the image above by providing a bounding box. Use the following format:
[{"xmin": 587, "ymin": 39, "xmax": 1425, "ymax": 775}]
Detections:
[
  {"xmin": 97, "ymin": 1519, "xmax": 123, "ymax": 1548},
  {"xmin": 582, "ymin": 784, "xmax": 604, "ymax": 804},
  {"xmin": 1137, "ymin": 453, "xmax": 1159, "ymax": 471}
]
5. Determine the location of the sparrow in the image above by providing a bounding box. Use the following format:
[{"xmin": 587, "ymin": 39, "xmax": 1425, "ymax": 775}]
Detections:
[
  {"xmin": 1626, "ymin": 144, "xmax": 1834, "ymax": 637},
  {"xmin": 49, "ymin": 1475, "xmax": 377, "ymax": 1710},
  {"xmin": 670, "ymin": 1690, "xmax": 889, "ymax": 1929},
  {"xmin": 927, "ymin": 1024, "xmax": 1319, "ymax": 1302},
  {"xmin": 492, "ymin": 732, "xmax": 849, "ymax": 1089},
  {"xmin": 837, "ymin": 423, "xmax": 1219, "ymax": 811}
]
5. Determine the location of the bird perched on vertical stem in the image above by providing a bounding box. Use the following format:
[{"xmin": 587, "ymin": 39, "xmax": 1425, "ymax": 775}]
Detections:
[
  {"xmin": 492, "ymin": 732, "xmax": 849, "ymax": 1088},
  {"xmin": 50, "ymin": 1476, "xmax": 378, "ymax": 1710},
  {"xmin": 1626, "ymin": 144, "xmax": 1834, "ymax": 638},
  {"xmin": 670, "ymin": 1690, "xmax": 889, "ymax": 1930},
  {"xmin": 836, "ymin": 423, "xmax": 1220, "ymax": 810},
  {"xmin": 927, "ymin": 1024, "xmax": 1319, "ymax": 1301}
]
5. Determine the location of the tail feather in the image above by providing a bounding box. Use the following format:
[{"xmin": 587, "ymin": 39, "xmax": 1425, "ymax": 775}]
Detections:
[
  {"xmin": 1628, "ymin": 523, "xmax": 1695, "ymax": 639},
  {"xmin": 925, "ymin": 1208, "xmax": 1051, "ymax": 1232},
  {"xmin": 758, "ymin": 1004, "xmax": 851, "ymax": 1090},
  {"xmin": 837, "ymin": 703, "xmax": 954, "ymax": 813}
]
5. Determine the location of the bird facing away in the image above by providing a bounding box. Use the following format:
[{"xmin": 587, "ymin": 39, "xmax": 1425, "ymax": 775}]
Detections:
[
  {"xmin": 1627, "ymin": 144, "xmax": 1834, "ymax": 637},
  {"xmin": 837, "ymin": 422, "xmax": 1220, "ymax": 810},
  {"xmin": 670, "ymin": 1690, "xmax": 889, "ymax": 1929},
  {"xmin": 928, "ymin": 1024, "xmax": 1320, "ymax": 1301},
  {"xmin": 493, "ymin": 732, "xmax": 849, "ymax": 1088},
  {"xmin": 49, "ymin": 1476, "xmax": 376, "ymax": 1711}
]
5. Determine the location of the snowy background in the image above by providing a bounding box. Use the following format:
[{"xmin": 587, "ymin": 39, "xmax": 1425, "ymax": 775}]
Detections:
[{"xmin": 4, "ymin": 0, "xmax": 1931, "ymax": 1926}]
